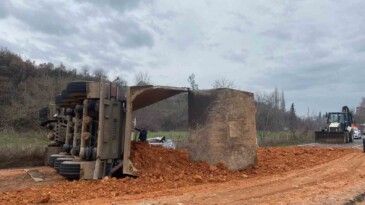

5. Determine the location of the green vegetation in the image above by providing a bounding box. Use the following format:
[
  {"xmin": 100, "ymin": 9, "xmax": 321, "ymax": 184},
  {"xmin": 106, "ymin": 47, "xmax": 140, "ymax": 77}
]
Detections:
[
  {"xmin": 257, "ymin": 131, "xmax": 315, "ymax": 147},
  {"xmin": 0, "ymin": 130, "xmax": 47, "ymax": 147},
  {"xmin": 0, "ymin": 130, "xmax": 47, "ymax": 168}
]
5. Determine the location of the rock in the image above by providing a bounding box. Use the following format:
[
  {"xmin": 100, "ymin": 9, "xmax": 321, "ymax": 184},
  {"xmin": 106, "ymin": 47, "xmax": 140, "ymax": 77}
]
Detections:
[
  {"xmin": 193, "ymin": 174, "xmax": 203, "ymax": 183},
  {"xmin": 38, "ymin": 193, "xmax": 50, "ymax": 203},
  {"xmin": 111, "ymin": 192, "xmax": 119, "ymax": 197},
  {"xmin": 241, "ymin": 174, "xmax": 248, "ymax": 178},
  {"xmin": 209, "ymin": 165, "xmax": 218, "ymax": 172}
]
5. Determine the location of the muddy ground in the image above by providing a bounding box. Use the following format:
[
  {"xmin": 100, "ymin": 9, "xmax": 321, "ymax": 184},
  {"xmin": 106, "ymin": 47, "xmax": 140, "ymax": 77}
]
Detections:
[{"xmin": 1, "ymin": 142, "xmax": 365, "ymax": 204}]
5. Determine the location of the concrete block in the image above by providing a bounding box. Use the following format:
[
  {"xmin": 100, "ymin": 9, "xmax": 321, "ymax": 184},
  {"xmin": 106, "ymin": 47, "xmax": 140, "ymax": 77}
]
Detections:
[{"xmin": 188, "ymin": 88, "xmax": 257, "ymax": 170}]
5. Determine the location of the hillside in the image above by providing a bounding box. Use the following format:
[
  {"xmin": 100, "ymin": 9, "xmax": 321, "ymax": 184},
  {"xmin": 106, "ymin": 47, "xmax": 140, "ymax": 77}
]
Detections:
[{"xmin": 0, "ymin": 49, "xmax": 98, "ymax": 130}]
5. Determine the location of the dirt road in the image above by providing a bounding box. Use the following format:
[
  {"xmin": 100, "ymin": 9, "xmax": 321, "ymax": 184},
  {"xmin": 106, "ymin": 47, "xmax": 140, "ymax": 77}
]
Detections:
[
  {"xmin": 125, "ymin": 152, "xmax": 365, "ymax": 205},
  {"xmin": 1, "ymin": 144, "xmax": 365, "ymax": 204}
]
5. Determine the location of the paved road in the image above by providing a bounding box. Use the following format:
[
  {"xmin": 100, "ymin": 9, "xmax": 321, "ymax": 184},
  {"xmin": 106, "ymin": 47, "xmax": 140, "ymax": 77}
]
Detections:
[{"xmin": 299, "ymin": 137, "xmax": 365, "ymax": 149}]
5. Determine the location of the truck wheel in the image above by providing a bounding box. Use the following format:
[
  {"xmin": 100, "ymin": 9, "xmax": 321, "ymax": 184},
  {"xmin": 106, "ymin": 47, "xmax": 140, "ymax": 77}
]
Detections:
[
  {"xmin": 48, "ymin": 154, "xmax": 66, "ymax": 167},
  {"xmin": 66, "ymin": 81, "xmax": 88, "ymax": 98},
  {"xmin": 54, "ymin": 157, "xmax": 73, "ymax": 172},
  {"xmin": 363, "ymin": 138, "xmax": 365, "ymax": 153},
  {"xmin": 55, "ymin": 94, "xmax": 64, "ymax": 107},
  {"xmin": 350, "ymin": 131, "xmax": 354, "ymax": 143},
  {"xmin": 59, "ymin": 161, "xmax": 81, "ymax": 180}
]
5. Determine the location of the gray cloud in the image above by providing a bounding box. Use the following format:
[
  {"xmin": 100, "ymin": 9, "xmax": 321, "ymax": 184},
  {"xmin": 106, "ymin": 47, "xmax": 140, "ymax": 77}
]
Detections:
[
  {"xmin": 0, "ymin": 1, "xmax": 10, "ymax": 19},
  {"xmin": 254, "ymin": 55, "xmax": 352, "ymax": 90},
  {"xmin": 347, "ymin": 36, "xmax": 365, "ymax": 53},
  {"xmin": 108, "ymin": 18, "xmax": 154, "ymax": 49},
  {"xmin": 261, "ymin": 26, "xmax": 292, "ymax": 41},
  {"xmin": 227, "ymin": 12, "xmax": 253, "ymax": 27},
  {"xmin": 1, "ymin": 1, "xmax": 80, "ymax": 36},
  {"xmin": 0, "ymin": 0, "xmax": 156, "ymax": 76},
  {"xmin": 222, "ymin": 49, "xmax": 247, "ymax": 64},
  {"xmin": 86, "ymin": 0, "xmax": 148, "ymax": 12}
]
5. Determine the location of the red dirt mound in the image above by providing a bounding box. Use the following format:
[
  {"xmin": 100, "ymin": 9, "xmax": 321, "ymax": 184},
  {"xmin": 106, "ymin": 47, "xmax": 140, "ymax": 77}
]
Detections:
[{"xmin": 0, "ymin": 142, "xmax": 355, "ymax": 205}]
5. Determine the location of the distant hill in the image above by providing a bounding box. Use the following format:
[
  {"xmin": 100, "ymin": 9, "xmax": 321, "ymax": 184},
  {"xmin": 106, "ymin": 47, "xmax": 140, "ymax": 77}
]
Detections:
[{"xmin": 0, "ymin": 49, "xmax": 98, "ymax": 130}]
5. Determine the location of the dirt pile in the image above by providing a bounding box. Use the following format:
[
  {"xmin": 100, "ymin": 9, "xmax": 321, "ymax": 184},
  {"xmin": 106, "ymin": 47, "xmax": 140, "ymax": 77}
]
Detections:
[{"xmin": 0, "ymin": 143, "xmax": 355, "ymax": 205}]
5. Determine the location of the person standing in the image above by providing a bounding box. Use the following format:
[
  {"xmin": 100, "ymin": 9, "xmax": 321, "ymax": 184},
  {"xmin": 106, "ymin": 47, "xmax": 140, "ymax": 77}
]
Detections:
[{"xmin": 135, "ymin": 127, "xmax": 147, "ymax": 142}]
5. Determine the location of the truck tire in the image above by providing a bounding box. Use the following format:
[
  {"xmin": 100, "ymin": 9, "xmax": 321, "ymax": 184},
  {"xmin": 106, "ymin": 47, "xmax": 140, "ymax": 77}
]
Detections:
[
  {"xmin": 349, "ymin": 132, "xmax": 353, "ymax": 143},
  {"xmin": 48, "ymin": 154, "xmax": 66, "ymax": 167},
  {"xmin": 55, "ymin": 90, "xmax": 72, "ymax": 107},
  {"xmin": 363, "ymin": 138, "xmax": 365, "ymax": 153},
  {"xmin": 55, "ymin": 94, "xmax": 64, "ymax": 107},
  {"xmin": 54, "ymin": 157, "xmax": 73, "ymax": 172},
  {"xmin": 66, "ymin": 81, "xmax": 88, "ymax": 98},
  {"xmin": 59, "ymin": 161, "xmax": 81, "ymax": 180},
  {"xmin": 39, "ymin": 107, "xmax": 49, "ymax": 125}
]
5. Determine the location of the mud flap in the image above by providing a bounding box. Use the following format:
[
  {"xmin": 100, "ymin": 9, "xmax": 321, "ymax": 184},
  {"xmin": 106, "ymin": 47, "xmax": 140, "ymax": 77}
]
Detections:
[
  {"xmin": 315, "ymin": 132, "xmax": 346, "ymax": 144},
  {"xmin": 24, "ymin": 169, "xmax": 46, "ymax": 182},
  {"xmin": 122, "ymin": 159, "xmax": 138, "ymax": 176}
]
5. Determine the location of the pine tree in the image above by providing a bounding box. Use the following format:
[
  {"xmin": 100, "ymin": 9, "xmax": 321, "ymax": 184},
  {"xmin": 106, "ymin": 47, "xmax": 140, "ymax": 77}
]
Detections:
[
  {"xmin": 289, "ymin": 103, "xmax": 297, "ymax": 136},
  {"xmin": 280, "ymin": 90, "xmax": 286, "ymax": 111},
  {"xmin": 273, "ymin": 87, "xmax": 279, "ymax": 109}
]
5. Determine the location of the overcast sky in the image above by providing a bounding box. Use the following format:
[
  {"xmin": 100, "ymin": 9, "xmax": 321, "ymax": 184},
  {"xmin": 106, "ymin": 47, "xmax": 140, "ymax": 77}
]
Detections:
[{"xmin": 1, "ymin": 0, "xmax": 365, "ymax": 116}]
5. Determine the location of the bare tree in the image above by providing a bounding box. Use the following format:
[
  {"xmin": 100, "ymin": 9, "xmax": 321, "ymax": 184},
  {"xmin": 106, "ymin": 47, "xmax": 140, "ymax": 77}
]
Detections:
[
  {"xmin": 93, "ymin": 68, "xmax": 106, "ymax": 78},
  {"xmin": 212, "ymin": 77, "xmax": 235, "ymax": 89},
  {"xmin": 134, "ymin": 71, "xmax": 152, "ymax": 86},
  {"xmin": 354, "ymin": 98, "xmax": 365, "ymax": 124},
  {"xmin": 113, "ymin": 76, "xmax": 128, "ymax": 87},
  {"xmin": 187, "ymin": 73, "xmax": 198, "ymax": 90},
  {"xmin": 81, "ymin": 66, "xmax": 90, "ymax": 76}
]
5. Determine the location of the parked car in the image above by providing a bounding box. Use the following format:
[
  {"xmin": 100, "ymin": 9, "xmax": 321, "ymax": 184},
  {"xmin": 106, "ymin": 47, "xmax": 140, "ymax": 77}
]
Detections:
[
  {"xmin": 353, "ymin": 128, "xmax": 362, "ymax": 139},
  {"xmin": 147, "ymin": 136, "xmax": 176, "ymax": 149}
]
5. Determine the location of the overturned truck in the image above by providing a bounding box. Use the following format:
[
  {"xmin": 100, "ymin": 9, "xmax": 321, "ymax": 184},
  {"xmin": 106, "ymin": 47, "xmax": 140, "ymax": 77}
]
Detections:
[{"xmin": 40, "ymin": 79, "xmax": 257, "ymax": 180}]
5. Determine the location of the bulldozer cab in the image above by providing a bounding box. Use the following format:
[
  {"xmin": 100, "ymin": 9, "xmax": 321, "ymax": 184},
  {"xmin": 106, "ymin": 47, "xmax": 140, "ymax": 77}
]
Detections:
[
  {"xmin": 327, "ymin": 112, "xmax": 347, "ymax": 132},
  {"xmin": 327, "ymin": 113, "xmax": 344, "ymax": 124},
  {"xmin": 327, "ymin": 106, "xmax": 353, "ymax": 127}
]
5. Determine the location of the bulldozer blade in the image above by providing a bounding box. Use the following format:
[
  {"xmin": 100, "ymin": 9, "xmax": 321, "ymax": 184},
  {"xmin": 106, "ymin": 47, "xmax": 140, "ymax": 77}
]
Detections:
[{"xmin": 314, "ymin": 132, "xmax": 346, "ymax": 144}]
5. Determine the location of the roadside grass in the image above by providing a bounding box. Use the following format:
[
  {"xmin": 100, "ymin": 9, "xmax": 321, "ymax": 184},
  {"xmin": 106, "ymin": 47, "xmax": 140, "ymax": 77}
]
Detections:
[
  {"xmin": 257, "ymin": 130, "xmax": 315, "ymax": 147},
  {"xmin": 0, "ymin": 130, "xmax": 48, "ymax": 146},
  {"xmin": 0, "ymin": 130, "xmax": 47, "ymax": 168}
]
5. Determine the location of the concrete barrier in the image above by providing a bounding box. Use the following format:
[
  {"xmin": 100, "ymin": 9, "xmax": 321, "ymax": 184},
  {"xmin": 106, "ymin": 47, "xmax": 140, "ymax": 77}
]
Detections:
[{"xmin": 188, "ymin": 88, "xmax": 257, "ymax": 170}]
